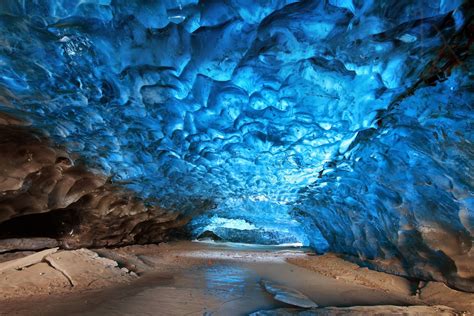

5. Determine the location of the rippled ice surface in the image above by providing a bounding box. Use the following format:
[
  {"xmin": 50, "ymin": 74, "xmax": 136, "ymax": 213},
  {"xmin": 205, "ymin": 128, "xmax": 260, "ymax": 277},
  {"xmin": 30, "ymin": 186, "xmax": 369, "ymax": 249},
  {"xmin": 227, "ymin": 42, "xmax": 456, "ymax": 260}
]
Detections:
[{"xmin": 0, "ymin": 0, "xmax": 472, "ymax": 258}]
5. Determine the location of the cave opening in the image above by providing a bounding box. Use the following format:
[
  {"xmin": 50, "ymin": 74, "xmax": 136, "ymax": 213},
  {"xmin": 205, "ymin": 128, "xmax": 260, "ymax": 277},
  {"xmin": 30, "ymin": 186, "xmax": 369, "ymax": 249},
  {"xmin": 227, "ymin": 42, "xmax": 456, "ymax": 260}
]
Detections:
[{"xmin": 0, "ymin": 209, "xmax": 79, "ymax": 240}]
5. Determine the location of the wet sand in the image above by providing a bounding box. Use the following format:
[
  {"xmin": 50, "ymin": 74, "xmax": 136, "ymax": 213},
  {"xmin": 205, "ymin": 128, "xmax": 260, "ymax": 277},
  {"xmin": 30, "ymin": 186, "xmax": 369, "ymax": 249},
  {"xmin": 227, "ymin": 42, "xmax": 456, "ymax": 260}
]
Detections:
[{"xmin": 0, "ymin": 241, "xmax": 471, "ymax": 315}]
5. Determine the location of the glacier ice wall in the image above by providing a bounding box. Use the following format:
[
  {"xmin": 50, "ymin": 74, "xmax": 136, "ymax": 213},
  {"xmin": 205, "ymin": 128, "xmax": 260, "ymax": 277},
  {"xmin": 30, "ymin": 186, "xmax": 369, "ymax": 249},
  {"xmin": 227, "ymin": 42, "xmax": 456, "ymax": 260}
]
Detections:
[
  {"xmin": 0, "ymin": 0, "xmax": 472, "ymax": 289},
  {"xmin": 297, "ymin": 55, "xmax": 474, "ymax": 290}
]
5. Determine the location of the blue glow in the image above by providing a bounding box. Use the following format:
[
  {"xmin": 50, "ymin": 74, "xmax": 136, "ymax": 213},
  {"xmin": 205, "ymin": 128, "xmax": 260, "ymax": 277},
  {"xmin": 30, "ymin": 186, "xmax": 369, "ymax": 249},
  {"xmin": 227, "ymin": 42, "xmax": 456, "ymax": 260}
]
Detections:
[
  {"xmin": 189, "ymin": 198, "xmax": 316, "ymax": 247},
  {"xmin": 0, "ymin": 0, "xmax": 472, "ymax": 274}
]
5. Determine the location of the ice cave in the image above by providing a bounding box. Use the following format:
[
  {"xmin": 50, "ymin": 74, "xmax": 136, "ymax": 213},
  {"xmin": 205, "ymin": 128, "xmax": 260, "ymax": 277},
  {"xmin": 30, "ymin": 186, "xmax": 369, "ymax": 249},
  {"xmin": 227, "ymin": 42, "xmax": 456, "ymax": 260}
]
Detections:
[{"xmin": 0, "ymin": 0, "xmax": 473, "ymax": 315}]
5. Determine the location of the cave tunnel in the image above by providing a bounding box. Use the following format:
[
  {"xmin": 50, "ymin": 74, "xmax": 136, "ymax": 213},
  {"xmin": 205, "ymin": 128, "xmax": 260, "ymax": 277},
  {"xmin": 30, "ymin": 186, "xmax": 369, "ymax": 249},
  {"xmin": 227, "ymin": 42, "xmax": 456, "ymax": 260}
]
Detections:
[{"xmin": 0, "ymin": 0, "xmax": 473, "ymax": 314}]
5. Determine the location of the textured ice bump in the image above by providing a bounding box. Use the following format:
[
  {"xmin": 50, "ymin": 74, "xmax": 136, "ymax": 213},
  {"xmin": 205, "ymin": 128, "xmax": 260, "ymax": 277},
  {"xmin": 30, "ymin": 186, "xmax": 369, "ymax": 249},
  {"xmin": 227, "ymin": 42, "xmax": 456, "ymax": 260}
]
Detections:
[
  {"xmin": 297, "ymin": 60, "xmax": 474, "ymax": 290},
  {"xmin": 189, "ymin": 199, "xmax": 319, "ymax": 247},
  {"xmin": 0, "ymin": 1, "xmax": 472, "ymax": 290}
]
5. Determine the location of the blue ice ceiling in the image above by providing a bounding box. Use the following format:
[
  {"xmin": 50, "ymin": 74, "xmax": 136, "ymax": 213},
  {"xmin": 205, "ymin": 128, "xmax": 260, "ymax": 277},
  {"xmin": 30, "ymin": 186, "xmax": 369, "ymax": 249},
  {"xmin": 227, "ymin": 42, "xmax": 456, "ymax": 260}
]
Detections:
[{"xmin": 0, "ymin": 0, "xmax": 472, "ymax": 263}]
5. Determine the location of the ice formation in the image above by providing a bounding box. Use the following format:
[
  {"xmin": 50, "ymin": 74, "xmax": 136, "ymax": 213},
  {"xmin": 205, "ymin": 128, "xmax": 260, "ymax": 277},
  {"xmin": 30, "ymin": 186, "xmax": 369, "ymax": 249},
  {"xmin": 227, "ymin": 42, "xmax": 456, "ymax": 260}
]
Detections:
[{"xmin": 0, "ymin": 1, "xmax": 472, "ymax": 290}]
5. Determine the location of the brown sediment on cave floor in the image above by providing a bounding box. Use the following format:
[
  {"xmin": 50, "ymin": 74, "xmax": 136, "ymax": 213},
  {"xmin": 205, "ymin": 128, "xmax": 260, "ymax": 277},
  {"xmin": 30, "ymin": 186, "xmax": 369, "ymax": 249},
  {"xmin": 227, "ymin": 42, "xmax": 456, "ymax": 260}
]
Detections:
[
  {"xmin": 0, "ymin": 111, "xmax": 189, "ymax": 249},
  {"xmin": 0, "ymin": 241, "xmax": 472, "ymax": 315}
]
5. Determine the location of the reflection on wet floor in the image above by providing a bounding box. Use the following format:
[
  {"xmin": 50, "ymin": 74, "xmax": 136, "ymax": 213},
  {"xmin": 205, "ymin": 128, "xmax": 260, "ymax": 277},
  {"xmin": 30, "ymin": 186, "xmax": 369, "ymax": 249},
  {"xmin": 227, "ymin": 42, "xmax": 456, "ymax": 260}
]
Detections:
[
  {"xmin": 6, "ymin": 244, "xmax": 416, "ymax": 316},
  {"xmin": 66, "ymin": 258, "xmax": 411, "ymax": 316},
  {"xmin": 71, "ymin": 263, "xmax": 284, "ymax": 316},
  {"xmin": 204, "ymin": 265, "xmax": 249, "ymax": 298},
  {"xmin": 162, "ymin": 263, "xmax": 284, "ymax": 315}
]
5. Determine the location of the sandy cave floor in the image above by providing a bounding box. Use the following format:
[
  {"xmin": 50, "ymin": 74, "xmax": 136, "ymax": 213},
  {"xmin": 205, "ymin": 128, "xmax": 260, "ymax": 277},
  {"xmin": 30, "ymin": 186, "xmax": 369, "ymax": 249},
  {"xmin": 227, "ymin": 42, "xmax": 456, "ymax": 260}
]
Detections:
[{"xmin": 0, "ymin": 241, "xmax": 472, "ymax": 315}]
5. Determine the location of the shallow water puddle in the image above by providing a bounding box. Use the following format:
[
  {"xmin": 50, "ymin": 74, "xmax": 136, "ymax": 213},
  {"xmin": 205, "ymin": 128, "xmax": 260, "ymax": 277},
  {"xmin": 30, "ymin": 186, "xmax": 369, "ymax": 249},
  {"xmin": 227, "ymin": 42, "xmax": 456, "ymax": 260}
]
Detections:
[
  {"xmin": 1, "ymin": 245, "xmax": 416, "ymax": 316},
  {"xmin": 63, "ymin": 260, "xmax": 410, "ymax": 315}
]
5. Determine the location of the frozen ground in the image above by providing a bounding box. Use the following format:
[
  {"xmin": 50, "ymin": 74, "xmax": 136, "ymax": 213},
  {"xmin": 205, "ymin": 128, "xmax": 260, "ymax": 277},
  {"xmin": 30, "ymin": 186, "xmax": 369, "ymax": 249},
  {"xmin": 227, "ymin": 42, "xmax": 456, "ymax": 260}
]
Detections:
[{"xmin": 0, "ymin": 241, "xmax": 472, "ymax": 315}]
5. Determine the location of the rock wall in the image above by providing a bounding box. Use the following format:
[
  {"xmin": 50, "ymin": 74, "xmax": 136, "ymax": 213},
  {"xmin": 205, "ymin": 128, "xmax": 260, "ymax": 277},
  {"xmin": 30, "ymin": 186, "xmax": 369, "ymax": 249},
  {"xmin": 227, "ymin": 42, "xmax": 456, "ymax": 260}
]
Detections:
[{"xmin": 0, "ymin": 112, "xmax": 188, "ymax": 249}]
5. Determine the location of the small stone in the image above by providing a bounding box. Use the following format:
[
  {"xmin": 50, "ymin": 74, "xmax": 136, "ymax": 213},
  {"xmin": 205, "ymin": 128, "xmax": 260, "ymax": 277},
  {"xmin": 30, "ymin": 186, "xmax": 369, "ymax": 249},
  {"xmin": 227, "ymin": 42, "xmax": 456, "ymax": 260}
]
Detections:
[{"xmin": 260, "ymin": 279, "xmax": 318, "ymax": 308}]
